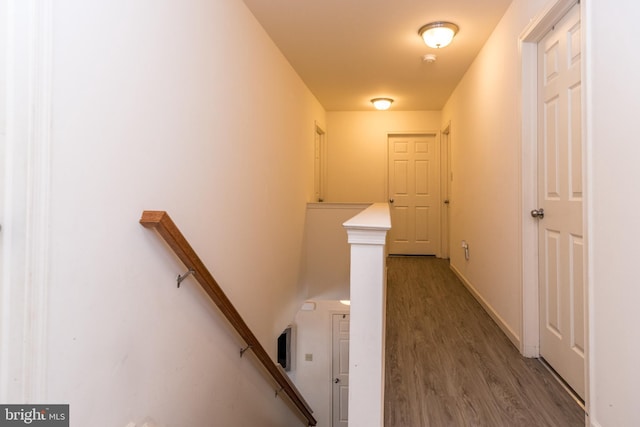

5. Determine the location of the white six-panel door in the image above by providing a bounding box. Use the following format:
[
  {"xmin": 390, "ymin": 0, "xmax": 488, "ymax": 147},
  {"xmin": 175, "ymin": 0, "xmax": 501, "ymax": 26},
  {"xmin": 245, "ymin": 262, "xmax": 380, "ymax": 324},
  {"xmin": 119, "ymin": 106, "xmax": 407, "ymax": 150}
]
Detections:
[
  {"xmin": 314, "ymin": 125, "xmax": 325, "ymax": 202},
  {"xmin": 388, "ymin": 134, "xmax": 440, "ymax": 255},
  {"xmin": 332, "ymin": 314, "xmax": 349, "ymax": 427},
  {"xmin": 537, "ymin": 2, "xmax": 585, "ymax": 399}
]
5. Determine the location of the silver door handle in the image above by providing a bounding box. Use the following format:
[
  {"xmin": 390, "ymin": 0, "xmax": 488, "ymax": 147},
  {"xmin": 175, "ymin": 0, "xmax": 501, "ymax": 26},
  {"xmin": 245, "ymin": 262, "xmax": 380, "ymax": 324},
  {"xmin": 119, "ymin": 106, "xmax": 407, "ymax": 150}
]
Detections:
[{"xmin": 530, "ymin": 208, "xmax": 544, "ymax": 219}]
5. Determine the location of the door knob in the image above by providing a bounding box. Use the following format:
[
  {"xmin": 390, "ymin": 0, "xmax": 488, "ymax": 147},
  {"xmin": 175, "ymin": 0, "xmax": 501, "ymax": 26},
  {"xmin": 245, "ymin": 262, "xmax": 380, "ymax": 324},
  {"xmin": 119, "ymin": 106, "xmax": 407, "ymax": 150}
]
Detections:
[
  {"xmin": 530, "ymin": 208, "xmax": 545, "ymax": 219},
  {"xmin": 334, "ymin": 378, "xmax": 340, "ymax": 384},
  {"xmin": 444, "ymin": 199, "xmax": 450, "ymax": 205},
  {"xmin": 389, "ymin": 199, "xmax": 394, "ymax": 203}
]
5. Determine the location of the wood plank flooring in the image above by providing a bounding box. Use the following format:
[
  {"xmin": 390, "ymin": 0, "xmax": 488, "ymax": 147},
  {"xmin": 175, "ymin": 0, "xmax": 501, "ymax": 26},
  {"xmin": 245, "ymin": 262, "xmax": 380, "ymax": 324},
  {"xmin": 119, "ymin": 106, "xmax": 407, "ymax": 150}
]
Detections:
[{"xmin": 384, "ymin": 256, "xmax": 584, "ymax": 427}]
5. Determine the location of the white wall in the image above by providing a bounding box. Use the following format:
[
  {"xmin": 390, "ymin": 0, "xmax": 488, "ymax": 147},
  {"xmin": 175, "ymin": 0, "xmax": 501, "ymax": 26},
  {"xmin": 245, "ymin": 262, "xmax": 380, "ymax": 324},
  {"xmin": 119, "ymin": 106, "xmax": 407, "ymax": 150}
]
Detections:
[
  {"xmin": 2, "ymin": 0, "xmax": 324, "ymax": 425},
  {"xmin": 300, "ymin": 203, "xmax": 368, "ymax": 300},
  {"xmin": 587, "ymin": 1, "xmax": 640, "ymax": 425},
  {"xmin": 326, "ymin": 111, "xmax": 441, "ymax": 203},
  {"xmin": 440, "ymin": 0, "xmax": 551, "ymax": 347},
  {"xmin": 291, "ymin": 300, "xmax": 349, "ymax": 427}
]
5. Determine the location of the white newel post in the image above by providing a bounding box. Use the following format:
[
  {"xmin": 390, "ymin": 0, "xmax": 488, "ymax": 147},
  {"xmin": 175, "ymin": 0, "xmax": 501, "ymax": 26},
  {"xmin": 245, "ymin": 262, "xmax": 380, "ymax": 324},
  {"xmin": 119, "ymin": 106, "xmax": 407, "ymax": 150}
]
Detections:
[{"xmin": 343, "ymin": 203, "xmax": 391, "ymax": 427}]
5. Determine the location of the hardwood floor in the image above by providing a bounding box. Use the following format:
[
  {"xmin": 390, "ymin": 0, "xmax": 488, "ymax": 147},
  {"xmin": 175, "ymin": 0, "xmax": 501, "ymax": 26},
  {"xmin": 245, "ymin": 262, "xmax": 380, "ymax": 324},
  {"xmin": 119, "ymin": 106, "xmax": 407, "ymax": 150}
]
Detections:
[{"xmin": 384, "ymin": 256, "xmax": 584, "ymax": 427}]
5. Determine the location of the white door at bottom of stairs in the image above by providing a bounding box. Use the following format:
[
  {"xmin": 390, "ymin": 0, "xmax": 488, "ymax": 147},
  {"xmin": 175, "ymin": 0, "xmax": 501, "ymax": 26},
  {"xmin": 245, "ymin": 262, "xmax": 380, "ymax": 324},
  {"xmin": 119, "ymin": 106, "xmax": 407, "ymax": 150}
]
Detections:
[{"xmin": 332, "ymin": 313, "xmax": 349, "ymax": 427}]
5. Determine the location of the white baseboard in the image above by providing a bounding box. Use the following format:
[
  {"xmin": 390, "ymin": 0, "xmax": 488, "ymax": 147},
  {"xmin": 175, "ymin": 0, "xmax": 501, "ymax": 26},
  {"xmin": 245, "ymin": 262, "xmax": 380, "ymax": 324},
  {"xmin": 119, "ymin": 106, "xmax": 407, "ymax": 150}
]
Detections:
[{"xmin": 449, "ymin": 264, "xmax": 521, "ymax": 350}]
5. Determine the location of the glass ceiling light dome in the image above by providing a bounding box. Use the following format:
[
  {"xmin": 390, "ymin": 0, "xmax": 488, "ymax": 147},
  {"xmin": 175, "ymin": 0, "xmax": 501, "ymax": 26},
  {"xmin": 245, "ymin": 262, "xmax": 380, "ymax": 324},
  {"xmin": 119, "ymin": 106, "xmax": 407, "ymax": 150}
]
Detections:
[
  {"xmin": 371, "ymin": 98, "xmax": 393, "ymax": 110},
  {"xmin": 418, "ymin": 21, "xmax": 459, "ymax": 49}
]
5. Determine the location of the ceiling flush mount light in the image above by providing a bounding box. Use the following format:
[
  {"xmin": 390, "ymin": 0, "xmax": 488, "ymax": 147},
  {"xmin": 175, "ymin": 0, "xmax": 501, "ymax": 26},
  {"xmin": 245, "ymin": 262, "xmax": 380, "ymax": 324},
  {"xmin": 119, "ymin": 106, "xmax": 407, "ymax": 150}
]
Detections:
[
  {"xmin": 371, "ymin": 98, "xmax": 393, "ymax": 110},
  {"xmin": 418, "ymin": 21, "xmax": 459, "ymax": 49}
]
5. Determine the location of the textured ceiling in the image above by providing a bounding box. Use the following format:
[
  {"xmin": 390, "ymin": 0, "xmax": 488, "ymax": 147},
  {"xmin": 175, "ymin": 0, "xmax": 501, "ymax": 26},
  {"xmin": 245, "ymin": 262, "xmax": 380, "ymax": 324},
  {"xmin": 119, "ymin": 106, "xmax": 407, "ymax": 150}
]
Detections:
[{"xmin": 243, "ymin": 0, "xmax": 513, "ymax": 111}]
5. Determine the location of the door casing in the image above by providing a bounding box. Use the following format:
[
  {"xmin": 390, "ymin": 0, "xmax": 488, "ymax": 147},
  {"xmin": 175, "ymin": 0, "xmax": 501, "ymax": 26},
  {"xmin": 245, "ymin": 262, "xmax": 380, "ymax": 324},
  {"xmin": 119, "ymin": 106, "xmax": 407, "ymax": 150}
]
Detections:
[{"xmin": 440, "ymin": 124, "xmax": 451, "ymax": 259}]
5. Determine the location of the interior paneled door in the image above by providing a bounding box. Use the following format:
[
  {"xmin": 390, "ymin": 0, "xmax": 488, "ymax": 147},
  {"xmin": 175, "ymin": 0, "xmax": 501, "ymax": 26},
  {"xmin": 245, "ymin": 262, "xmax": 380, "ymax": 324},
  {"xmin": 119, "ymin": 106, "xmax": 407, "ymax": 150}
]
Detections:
[
  {"xmin": 441, "ymin": 126, "xmax": 451, "ymax": 259},
  {"xmin": 536, "ymin": 2, "xmax": 585, "ymax": 399},
  {"xmin": 314, "ymin": 125, "xmax": 325, "ymax": 202},
  {"xmin": 332, "ymin": 314, "xmax": 349, "ymax": 427},
  {"xmin": 388, "ymin": 134, "xmax": 440, "ymax": 255}
]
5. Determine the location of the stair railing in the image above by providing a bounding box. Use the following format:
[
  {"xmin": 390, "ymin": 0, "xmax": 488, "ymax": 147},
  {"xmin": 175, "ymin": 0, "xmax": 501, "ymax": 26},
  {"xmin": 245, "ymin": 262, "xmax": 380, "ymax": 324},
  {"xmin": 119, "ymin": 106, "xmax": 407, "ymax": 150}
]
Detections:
[{"xmin": 140, "ymin": 210, "xmax": 316, "ymax": 426}]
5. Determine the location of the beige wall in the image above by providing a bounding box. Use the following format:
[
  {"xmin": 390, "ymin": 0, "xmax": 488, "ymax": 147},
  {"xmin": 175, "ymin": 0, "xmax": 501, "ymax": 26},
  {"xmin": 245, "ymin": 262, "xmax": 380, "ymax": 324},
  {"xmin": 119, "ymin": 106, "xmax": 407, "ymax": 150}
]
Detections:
[
  {"xmin": 440, "ymin": 0, "xmax": 551, "ymax": 349},
  {"xmin": 325, "ymin": 111, "xmax": 441, "ymax": 203},
  {"xmin": 2, "ymin": 0, "xmax": 324, "ymax": 425},
  {"xmin": 301, "ymin": 203, "xmax": 369, "ymax": 300}
]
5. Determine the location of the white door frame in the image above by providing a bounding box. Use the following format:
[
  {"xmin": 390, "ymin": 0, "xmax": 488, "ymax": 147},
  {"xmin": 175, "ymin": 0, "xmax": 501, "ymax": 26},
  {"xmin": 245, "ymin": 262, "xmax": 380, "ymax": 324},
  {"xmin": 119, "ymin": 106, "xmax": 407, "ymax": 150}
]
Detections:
[
  {"xmin": 440, "ymin": 124, "xmax": 451, "ymax": 259},
  {"xmin": 1, "ymin": 0, "xmax": 53, "ymax": 403},
  {"xmin": 314, "ymin": 122, "xmax": 326, "ymax": 202},
  {"xmin": 519, "ymin": 0, "xmax": 589, "ymax": 407}
]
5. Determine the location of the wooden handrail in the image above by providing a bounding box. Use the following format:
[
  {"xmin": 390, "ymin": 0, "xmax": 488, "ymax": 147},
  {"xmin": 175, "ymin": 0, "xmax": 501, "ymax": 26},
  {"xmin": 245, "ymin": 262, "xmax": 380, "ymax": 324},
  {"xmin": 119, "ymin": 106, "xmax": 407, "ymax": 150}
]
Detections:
[{"xmin": 140, "ymin": 211, "xmax": 317, "ymax": 426}]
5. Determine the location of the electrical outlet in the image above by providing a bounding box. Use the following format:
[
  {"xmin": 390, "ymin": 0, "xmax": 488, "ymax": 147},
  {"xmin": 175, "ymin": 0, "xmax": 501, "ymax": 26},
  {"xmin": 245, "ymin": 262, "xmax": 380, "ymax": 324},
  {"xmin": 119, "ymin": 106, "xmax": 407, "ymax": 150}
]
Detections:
[{"xmin": 461, "ymin": 240, "xmax": 470, "ymax": 260}]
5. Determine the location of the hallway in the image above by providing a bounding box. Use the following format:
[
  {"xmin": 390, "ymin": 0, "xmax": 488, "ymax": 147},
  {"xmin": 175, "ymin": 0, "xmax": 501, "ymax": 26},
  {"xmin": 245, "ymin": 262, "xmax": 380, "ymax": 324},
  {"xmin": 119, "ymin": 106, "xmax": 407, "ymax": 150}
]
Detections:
[{"xmin": 384, "ymin": 256, "xmax": 584, "ymax": 426}]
